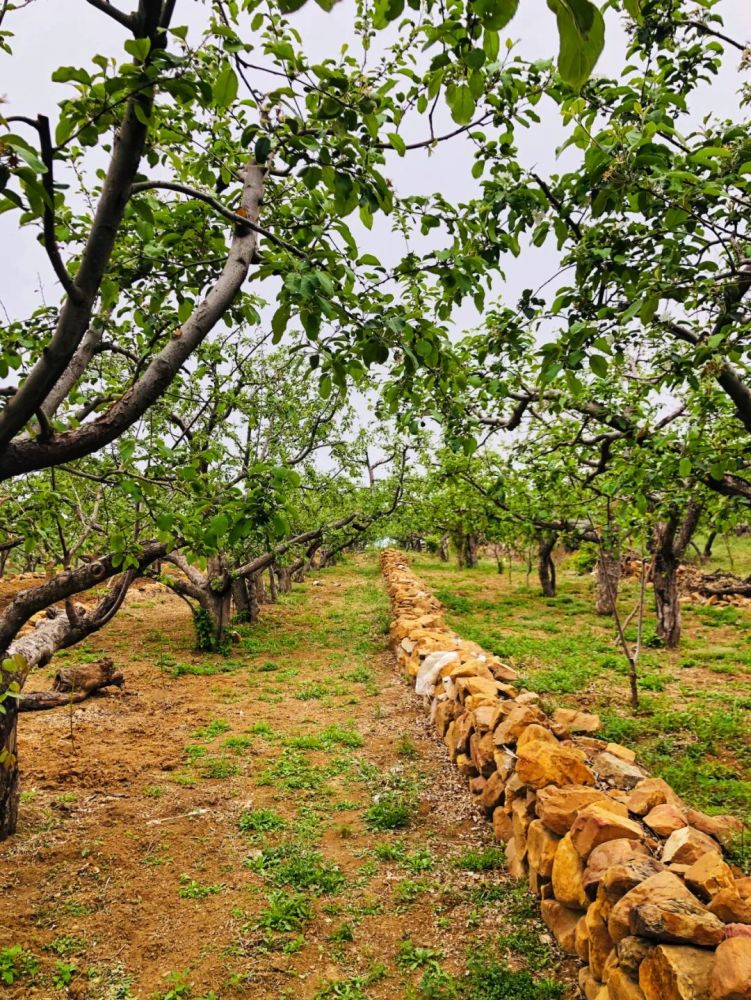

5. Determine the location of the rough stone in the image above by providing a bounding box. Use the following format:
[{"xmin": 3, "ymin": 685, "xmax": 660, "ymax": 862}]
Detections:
[
  {"xmin": 709, "ymin": 889, "xmax": 751, "ymax": 925},
  {"xmin": 643, "ymin": 803, "xmax": 688, "ymax": 837},
  {"xmin": 639, "ymin": 944, "xmax": 714, "ymax": 1000},
  {"xmin": 600, "ymin": 858, "xmax": 668, "ymax": 904},
  {"xmin": 517, "ymin": 722, "xmax": 557, "ymax": 751},
  {"xmin": 580, "ymin": 967, "xmax": 605, "ymax": 1000},
  {"xmin": 686, "ymin": 809, "xmax": 745, "ymax": 849},
  {"xmin": 684, "ymin": 853, "xmax": 737, "ymax": 903},
  {"xmin": 584, "ymin": 840, "xmax": 651, "ymax": 898},
  {"xmin": 617, "ymin": 936, "xmax": 655, "ymax": 979},
  {"xmin": 492, "ymin": 805, "xmax": 513, "ymax": 842},
  {"xmin": 708, "ymin": 937, "xmax": 751, "ymax": 1000},
  {"xmin": 479, "ymin": 770, "xmax": 506, "ymax": 813},
  {"xmin": 570, "ymin": 804, "xmax": 645, "ymax": 859},
  {"xmin": 576, "ymin": 913, "xmax": 591, "ymax": 961},
  {"xmin": 540, "ymin": 898, "xmax": 583, "ymax": 956},
  {"xmin": 506, "ymin": 835, "xmax": 527, "ymax": 879},
  {"xmin": 608, "ymin": 872, "xmax": 705, "ymax": 943},
  {"xmin": 493, "ymin": 704, "xmax": 546, "ymax": 745},
  {"xmin": 516, "ymin": 739, "xmax": 596, "ymax": 789},
  {"xmin": 629, "ymin": 896, "xmax": 725, "ymax": 947},
  {"xmin": 594, "ymin": 752, "xmax": 648, "ymax": 790},
  {"xmin": 526, "ymin": 819, "xmax": 561, "ymax": 878},
  {"xmin": 628, "ymin": 778, "xmax": 682, "ymax": 817},
  {"xmin": 608, "ymin": 968, "xmax": 646, "ymax": 1000},
  {"xmin": 587, "ymin": 897, "xmax": 616, "ymax": 980},
  {"xmin": 662, "ymin": 826, "xmax": 722, "ymax": 866},
  {"xmin": 552, "ymin": 707, "xmax": 601, "ymax": 736},
  {"xmin": 552, "ymin": 832, "xmax": 589, "ymax": 909},
  {"xmin": 607, "ymin": 743, "xmax": 637, "ymax": 763},
  {"xmin": 536, "ymin": 785, "xmax": 626, "ymax": 836}
]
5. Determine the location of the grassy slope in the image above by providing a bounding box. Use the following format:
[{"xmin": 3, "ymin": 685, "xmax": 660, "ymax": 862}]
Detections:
[{"xmin": 413, "ymin": 539, "xmax": 751, "ymax": 848}]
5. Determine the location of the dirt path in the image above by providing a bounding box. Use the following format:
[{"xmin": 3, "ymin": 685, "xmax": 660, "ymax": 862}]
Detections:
[{"xmin": 0, "ymin": 560, "xmax": 568, "ymax": 999}]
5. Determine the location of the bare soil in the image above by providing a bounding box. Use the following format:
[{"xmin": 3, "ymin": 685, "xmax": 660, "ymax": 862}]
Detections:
[{"xmin": 0, "ymin": 561, "xmax": 570, "ymax": 999}]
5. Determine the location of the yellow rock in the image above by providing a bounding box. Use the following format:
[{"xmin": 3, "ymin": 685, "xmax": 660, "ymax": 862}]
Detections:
[
  {"xmin": 570, "ymin": 804, "xmax": 645, "ymax": 859},
  {"xmin": 526, "ymin": 819, "xmax": 561, "ymax": 878},
  {"xmin": 552, "ymin": 832, "xmax": 589, "ymax": 909},
  {"xmin": 639, "ymin": 943, "xmax": 713, "ymax": 1000},
  {"xmin": 515, "ymin": 739, "xmax": 596, "ymax": 790},
  {"xmin": 684, "ymin": 852, "xmax": 736, "ymax": 903}
]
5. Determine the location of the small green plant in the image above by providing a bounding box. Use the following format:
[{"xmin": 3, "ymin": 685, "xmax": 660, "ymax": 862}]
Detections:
[
  {"xmin": 455, "ymin": 845, "xmax": 505, "ymax": 872},
  {"xmin": 0, "ymin": 946, "xmax": 39, "ymax": 985},
  {"xmin": 329, "ymin": 922, "xmax": 354, "ymax": 943},
  {"xmin": 191, "ymin": 719, "xmax": 231, "ymax": 741},
  {"xmin": 394, "ymin": 878, "xmax": 429, "ymax": 907},
  {"xmin": 156, "ymin": 968, "xmax": 194, "ymax": 1000},
  {"xmin": 259, "ymin": 661, "xmax": 279, "ymax": 672},
  {"xmin": 374, "ymin": 839, "xmax": 406, "ymax": 861},
  {"xmin": 313, "ymin": 964, "xmax": 386, "ymax": 999},
  {"xmin": 200, "ymin": 757, "xmax": 239, "ymax": 779},
  {"xmin": 256, "ymin": 890, "xmax": 311, "ymax": 932},
  {"xmin": 397, "ymin": 939, "xmax": 444, "ymax": 971},
  {"xmin": 51, "ymin": 961, "xmax": 77, "ymax": 989},
  {"xmin": 246, "ymin": 844, "xmax": 345, "ymax": 894},
  {"xmin": 238, "ymin": 808, "xmax": 286, "ymax": 833},
  {"xmin": 405, "ymin": 848, "xmax": 434, "ymax": 873},
  {"xmin": 223, "ymin": 735, "xmax": 253, "ymax": 752},
  {"xmin": 178, "ymin": 875, "xmax": 224, "ymax": 899},
  {"xmin": 395, "ymin": 734, "xmax": 419, "ymax": 758},
  {"xmin": 365, "ymin": 792, "xmax": 413, "ymax": 830}
]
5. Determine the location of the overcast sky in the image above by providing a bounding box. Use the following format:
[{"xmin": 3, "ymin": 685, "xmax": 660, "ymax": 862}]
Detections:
[{"xmin": 1, "ymin": 1, "xmax": 749, "ymax": 336}]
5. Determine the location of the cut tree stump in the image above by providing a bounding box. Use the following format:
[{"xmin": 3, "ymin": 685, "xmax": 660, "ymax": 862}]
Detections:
[{"xmin": 19, "ymin": 657, "xmax": 124, "ymax": 712}]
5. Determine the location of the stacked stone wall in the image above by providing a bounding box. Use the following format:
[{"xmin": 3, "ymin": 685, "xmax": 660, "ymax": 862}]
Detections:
[{"xmin": 381, "ymin": 549, "xmax": 751, "ymax": 1000}]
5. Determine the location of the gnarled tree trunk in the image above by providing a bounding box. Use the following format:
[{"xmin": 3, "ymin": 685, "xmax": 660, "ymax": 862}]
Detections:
[
  {"xmin": 538, "ymin": 533, "xmax": 557, "ymax": 597},
  {"xmin": 595, "ymin": 546, "xmax": 621, "ymax": 615},
  {"xmin": 438, "ymin": 534, "xmax": 449, "ymax": 562},
  {"xmin": 651, "ymin": 501, "xmax": 702, "ymax": 648}
]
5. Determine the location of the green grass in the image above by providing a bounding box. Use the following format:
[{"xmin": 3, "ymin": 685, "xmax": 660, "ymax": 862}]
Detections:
[{"xmin": 364, "ymin": 792, "xmax": 413, "ymax": 830}]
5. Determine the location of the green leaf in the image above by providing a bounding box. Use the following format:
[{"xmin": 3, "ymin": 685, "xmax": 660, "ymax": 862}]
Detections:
[
  {"xmin": 255, "ymin": 136, "xmax": 272, "ymax": 163},
  {"xmin": 213, "ymin": 61, "xmax": 238, "ymax": 108},
  {"xmin": 547, "ymin": 0, "xmax": 605, "ymax": 90},
  {"xmin": 589, "ymin": 354, "xmax": 608, "ymax": 378},
  {"xmin": 622, "ymin": 0, "xmax": 642, "ymax": 23},
  {"xmin": 473, "ymin": 0, "xmax": 518, "ymax": 30},
  {"xmin": 446, "ymin": 84, "xmax": 476, "ymax": 126},
  {"xmin": 678, "ymin": 458, "xmax": 692, "ymax": 478},
  {"xmin": 124, "ymin": 37, "xmax": 151, "ymax": 62},
  {"xmin": 271, "ymin": 303, "xmax": 290, "ymax": 344},
  {"xmin": 387, "ymin": 132, "xmax": 406, "ymax": 156},
  {"xmin": 177, "ymin": 298, "xmax": 194, "ymax": 324}
]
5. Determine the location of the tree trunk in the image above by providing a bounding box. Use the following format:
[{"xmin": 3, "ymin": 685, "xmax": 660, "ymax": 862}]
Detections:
[
  {"xmin": 248, "ymin": 574, "xmax": 261, "ymax": 625},
  {"xmin": 464, "ymin": 533, "xmax": 479, "ymax": 568},
  {"xmin": 595, "ymin": 547, "xmax": 621, "ymax": 615},
  {"xmin": 277, "ymin": 566, "xmax": 293, "ymax": 594},
  {"xmin": 538, "ymin": 534, "xmax": 557, "ymax": 597},
  {"xmin": 231, "ymin": 578, "xmax": 250, "ymax": 621},
  {"xmin": 703, "ymin": 530, "xmax": 717, "ymax": 559},
  {"xmin": 267, "ymin": 564, "xmax": 278, "ymax": 603},
  {"xmin": 438, "ymin": 534, "xmax": 449, "ymax": 562},
  {"xmin": 652, "ymin": 546, "xmax": 680, "ymax": 648},
  {"xmin": 0, "ymin": 707, "xmax": 19, "ymax": 841}
]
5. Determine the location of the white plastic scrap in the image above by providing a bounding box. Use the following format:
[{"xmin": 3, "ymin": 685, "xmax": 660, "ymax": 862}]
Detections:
[{"xmin": 415, "ymin": 650, "xmax": 459, "ymax": 696}]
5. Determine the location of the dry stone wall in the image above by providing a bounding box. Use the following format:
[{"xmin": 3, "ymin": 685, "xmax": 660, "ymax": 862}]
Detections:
[{"xmin": 381, "ymin": 549, "xmax": 751, "ymax": 1000}]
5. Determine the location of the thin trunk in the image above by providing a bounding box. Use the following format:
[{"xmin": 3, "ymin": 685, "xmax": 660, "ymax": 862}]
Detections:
[
  {"xmin": 268, "ymin": 564, "xmax": 278, "ymax": 603},
  {"xmin": 248, "ymin": 574, "xmax": 261, "ymax": 625},
  {"xmin": 231, "ymin": 578, "xmax": 250, "ymax": 621},
  {"xmin": 464, "ymin": 533, "xmax": 479, "ymax": 568},
  {"xmin": 538, "ymin": 534, "xmax": 557, "ymax": 597},
  {"xmin": 595, "ymin": 546, "xmax": 621, "ymax": 615}
]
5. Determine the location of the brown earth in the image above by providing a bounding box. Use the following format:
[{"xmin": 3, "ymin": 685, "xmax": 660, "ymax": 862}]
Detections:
[{"xmin": 0, "ymin": 561, "xmax": 571, "ymax": 999}]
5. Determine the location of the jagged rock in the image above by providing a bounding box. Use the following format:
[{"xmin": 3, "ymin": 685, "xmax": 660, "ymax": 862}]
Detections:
[
  {"xmin": 479, "ymin": 770, "xmax": 506, "ymax": 813},
  {"xmin": 552, "ymin": 832, "xmax": 589, "ymax": 909},
  {"xmin": 608, "ymin": 968, "xmax": 646, "ymax": 1000},
  {"xmin": 576, "ymin": 913, "xmax": 590, "ymax": 961},
  {"xmin": 552, "ymin": 707, "xmax": 601, "ymax": 736},
  {"xmin": 517, "ymin": 722, "xmax": 557, "ymax": 750},
  {"xmin": 685, "ymin": 809, "xmax": 744, "ymax": 848},
  {"xmin": 516, "ymin": 739, "xmax": 596, "ymax": 789},
  {"xmin": 493, "ymin": 704, "xmax": 546, "ymax": 745},
  {"xmin": 580, "ymin": 967, "xmax": 604, "ymax": 1000},
  {"xmin": 662, "ymin": 826, "xmax": 722, "ymax": 866},
  {"xmin": 492, "ymin": 805, "xmax": 513, "ymax": 842},
  {"xmin": 587, "ymin": 897, "xmax": 616, "ymax": 980},
  {"xmin": 570, "ymin": 804, "xmax": 645, "ymax": 859},
  {"xmin": 617, "ymin": 936, "xmax": 655, "ymax": 979},
  {"xmin": 469, "ymin": 730, "xmax": 496, "ymax": 776},
  {"xmin": 630, "ymin": 896, "xmax": 725, "ymax": 947},
  {"xmin": 526, "ymin": 819, "xmax": 561, "ymax": 878},
  {"xmin": 725, "ymin": 924, "xmax": 751, "ymax": 940},
  {"xmin": 628, "ymin": 778, "xmax": 682, "ymax": 817},
  {"xmin": 600, "ymin": 859, "xmax": 668, "ymax": 904},
  {"xmin": 639, "ymin": 944, "xmax": 714, "ymax": 1000},
  {"xmin": 708, "ymin": 889, "xmax": 751, "ymax": 925},
  {"xmin": 594, "ymin": 752, "xmax": 648, "ymax": 790},
  {"xmin": 609, "ymin": 872, "xmax": 706, "ymax": 943},
  {"xmin": 708, "ymin": 937, "xmax": 751, "ymax": 999},
  {"xmin": 506, "ymin": 834, "xmax": 527, "ymax": 879},
  {"xmin": 607, "ymin": 742, "xmax": 637, "ymax": 763},
  {"xmin": 584, "ymin": 839, "xmax": 651, "ymax": 898},
  {"xmin": 643, "ymin": 803, "xmax": 688, "ymax": 837},
  {"xmin": 540, "ymin": 898, "xmax": 583, "ymax": 955},
  {"xmin": 684, "ymin": 853, "xmax": 736, "ymax": 902},
  {"xmin": 537, "ymin": 785, "xmax": 628, "ymax": 837}
]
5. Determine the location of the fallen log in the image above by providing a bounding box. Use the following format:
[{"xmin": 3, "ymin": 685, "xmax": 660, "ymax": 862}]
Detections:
[{"xmin": 18, "ymin": 657, "xmax": 124, "ymax": 712}]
